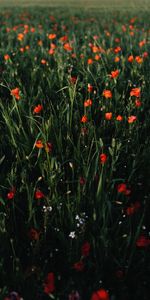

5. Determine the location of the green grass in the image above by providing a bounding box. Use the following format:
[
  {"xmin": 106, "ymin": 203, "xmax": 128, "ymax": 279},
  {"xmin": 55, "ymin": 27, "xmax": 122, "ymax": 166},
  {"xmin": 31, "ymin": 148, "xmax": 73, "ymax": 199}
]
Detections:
[{"xmin": 0, "ymin": 0, "xmax": 150, "ymax": 9}]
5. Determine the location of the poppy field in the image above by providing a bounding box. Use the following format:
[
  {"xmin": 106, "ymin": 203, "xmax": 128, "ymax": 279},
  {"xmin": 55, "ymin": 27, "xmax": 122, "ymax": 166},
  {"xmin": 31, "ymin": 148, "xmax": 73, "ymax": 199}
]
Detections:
[{"xmin": 0, "ymin": 5, "xmax": 150, "ymax": 300}]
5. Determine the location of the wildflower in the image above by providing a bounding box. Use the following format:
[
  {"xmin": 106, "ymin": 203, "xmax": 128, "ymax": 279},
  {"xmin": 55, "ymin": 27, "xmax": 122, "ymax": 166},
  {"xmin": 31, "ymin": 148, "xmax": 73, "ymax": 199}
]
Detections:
[
  {"xmin": 35, "ymin": 140, "xmax": 44, "ymax": 148},
  {"xmin": 48, "ymin": 33, "xmax": 56, "ymax": 39},
  {"xmin": 117, "ymin": 183, "xmax": 127, "ymax": 193},
  {"xmin": 128, "ymin": 55, "xmax": 134, "ymax": 62},
  {"xmin": 35, "ymin": 189, "xmax": 45, "ymax": 199},
  {"xmin": 88, "ymin": 84, "xmax": 93, "ymax": 92},
  {"xmin": 41, "ymin": 59, "xmax": 47, "ymax": 64},
  {"xmin": 143, "ymin": 51, "xmax": 148, "ymax": 58},
  {"xmin": 105, "ymin": 112, "xmax": 112, "ymax": 120},
  {"xmin": 84, "ymin": 99, "xmax": 92, "ymax": 107},
  {"xmin": 91, "ymin": 289, "xmax": 109, "ymax": 300},
  {"xmin": 135, "ymin": 99, "xmax": 142, "ymax": 107},
  {"xmin": 95, "ymin": 54, "xmax": 101, "ymax": 60},
  {"xmin": 73, "ymin": 261, "xmax": 84, "ymax": 271},
  {"xmin": 100, "ymin": 153, "xmax": 107, "ymax": 164},
  {"xmin": 126, "ymin": 201, "xmax": 141, "ymax": 216},
  {"xmin": 117, "ymin": 183, "xmax": 131, "ymax": 195},
  {"xmin": 114, "ymin": 56, "xmax": 120, "ymax": 62},
  {"xmin": 114, "ymin": 46, "xmax": 121, "ymax": 54},
  {"xmin": 116, "ymin": 115, "xmax": 123, "ymax": 121},
  {"xmin": 102, "ymin": 90, "xmax": 112, "ymax": 99},
  {"xmin": 81, "ymin": 241, "xmax": 90, "ymax": 257},
  {"xmin": 17, "ymin": 33, "xmax": 24, "ymax": 41},
  {"xmin": 10, "ymin": 87, "xmax": 21, "ymax": 100},
  {"xmin": 4, "ymin": 54, "xmax": 10, "ymax": 60},
  {"xmin": 7, "ymin": 187, "xmax": 16, "ymax": 200},
  {"xmin": 135, "ymin": 56, "xmax": 143, "ymax": 64},
  {"xmin": 44, "ymin": 272, "xmax": 55, "ymax": 294},
  {"xmin": 81, "ymin": 115, "xmax": 88, "ymax": 123},
  {"xmin": 33, "ymin": 104, "xmax": 43, "ymax": 114},
  {"xmin": 128, "ymin": 115, "xmax": 137, "ymax": 123},
  {"xmin": 59, "ymin": 35, "xmax": 68, "ymax": 42},
  {"xmin": 130, "ymin": 87, "xmax": 141, "ymax": 98},
  {"xmin": 110, "ymin": 69, "xmax": 119, "ymax": 79},
  {"xmin": 136, "ymin": 235, "xmax": 150, "ymax": 247},
  {"xmin": 64, "ymin": 43, "xmax": 73, "ymax": 51},
  {"xmin": 87, "ymin": 58, "xmax": 93, "ymax": 65}
]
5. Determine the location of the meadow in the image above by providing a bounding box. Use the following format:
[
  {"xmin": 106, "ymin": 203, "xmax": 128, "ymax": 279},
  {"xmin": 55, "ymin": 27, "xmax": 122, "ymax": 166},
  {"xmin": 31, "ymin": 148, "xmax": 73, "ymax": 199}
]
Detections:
[{"xmin": 0, "ymin": 3, "xmax": 150, "ymax": 300}]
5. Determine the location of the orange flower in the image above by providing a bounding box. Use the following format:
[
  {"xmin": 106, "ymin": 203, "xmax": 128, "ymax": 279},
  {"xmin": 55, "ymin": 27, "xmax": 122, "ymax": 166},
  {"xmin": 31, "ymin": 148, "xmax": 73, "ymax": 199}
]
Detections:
[
  {"xmin": 110, "ymin": 69, "xmax": 119, "ymax": 79},
  {"xmin": 114, "ymin": 46, "xmax": 121, "ymax": 54},
  {"xmin": 87, "ymin": 58, "xmax": 93, "ymax": 65},
  {"xmin": 102, "ymin": 90, "xmax": 112, "ymax": 99},
  {"xmin": 63, "ymin": 43, "xmax": 73, "ymax": 51},
  {"xmin": 139, "ymin": 39, "xmax": 146, "ymax": 47},
  {"xmin": 128, "ymin": 115, "xmax": 137, "ymax": 123},
  {"xmin": 48, "ymin": 33, "xmax": 56, "ymax": 39},
  {"xmin": 105, "ymin": 112, "xmax": 112, "ymax": 120},
  {"xmin": 114, "ymin": 56, "xmax": 120, "ymax": 62},
  {"xmin": 128, "ymin": 55, "xmax": 134, "ymax": 63},
  {"xmin": 35, "ymin": 140, "xmax": 44, "ymax": 148},
  {"xmin": 88, "ymin": 84, "xmax": 93, "ymax": 92},
  {"xmin": 135, "ymin": 56, "xmax": 143, "ymax": 64},
  {"xmin": 92, "ymin": 46, "xmax": 99, "ymax": 53},
  {"xmin": 116, "ymin": 115, "xmax": 123, "ymax": 121},
  {"xmin": 130, "ymin": 88, "xmax": 141, "ymax": 98},
  {"xmin": 33, "ymin": 104, "xmax": 43, "ymax": 114},
  {"xmin": 59, "ymin": 35, "xmax": 68, "ymax": 43},
  {"xmin": 84, "ymin": 99, "xmax": 92, "ymax": 107},
  {"xmin": 4, "ymin": 54, "xmax": 10, "ymax": 60},
  {"xmin": 95, "ymin": 54, "xmax": 101, "ymax": 60},
  {"xmin": 41, "ymin": 59, "xmax": 47, "ymax": 64},
  {"xmin": 17, "ymin": 33, "xmax": 24, "ymax": 41},
  {"xmin": 81, "ymin": 115, "xmax": 88, "ymax": 123},
  {"xmin": 10, "ymin": 87, "xmax": 20, "ymax": 100},
  {"xmin": 100, "ymin": 153, "xmax": 107, "ymax": 164}
]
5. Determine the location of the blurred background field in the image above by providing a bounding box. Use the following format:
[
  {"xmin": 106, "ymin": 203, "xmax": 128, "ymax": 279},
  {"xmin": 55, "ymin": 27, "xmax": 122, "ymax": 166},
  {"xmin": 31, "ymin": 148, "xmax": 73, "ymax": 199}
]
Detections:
[{"xmin": 0, "ymin": 0, "xmax": 150, "ymax": 9}]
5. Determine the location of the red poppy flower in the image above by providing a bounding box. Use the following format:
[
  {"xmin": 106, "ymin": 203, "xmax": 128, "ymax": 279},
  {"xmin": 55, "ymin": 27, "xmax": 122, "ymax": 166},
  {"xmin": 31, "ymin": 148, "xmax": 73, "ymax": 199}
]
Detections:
[
  {"xmin": 128, "ymin": 55, "xmax": 134, "ymax": 62},
  {"xmin": 128, "ymin": 115, "xmax": 137, "ymax": 123},
  {"xmin": 117, "ymin": 183, "xmax": 127, "ymax": 193},
  {"xmin": 110, "ymin": 69, "xmax": 119, "ymax": 79},
  {"xmin": 7, "ymin": 187, "xmax": 16, "ymax": 200},
  {"xmin": 105, "ymin": 112, "xmax": 112, "ymax": 120},
  {"xmin": 116, "ymin": 115, "xmax": 123, "ymax": 121},
  {"xmin": 88, "ymin": 84, "xmax": 93, "ymax": 92},
  {"xmin": 130, "ymin": 88, "xmax": 141, "ymax": 98},
  {"xmin": 33, "ymin": 104, "xmax": 43, "ymax": 114},
  {"xmin": 81, "ymin": 241, "xmax": 90, "ymax": 257},
  {"xmin": 44, "ymin": 272, "xmax": 55, "ymax": 294},
  {"xmin": 35, "ymin": 140, "xmax": 44, "ymax": 148},
  {"xmin": 91, "ymin": 289, "xmax": 109, "ymax": 300},
  {"xmin": 10, "ymin": 88, "xmax": 21, "ymax": 100},
  {"xmin": 81, "ymin": 115, "xmax": 88, "ymax": 123},
  {"xmin": 136, "ymin": 235, "xmax": 150, "ymax": 248},
  {"xmin": 35, "ymin": 189, "xmax": 45, "ymax": 199},
  {"xmin": 100, "ymin": 153, "xmax": 107, "ymax": 164},
  {"xmin": 102, "ymin": 90, "xmax": 112, "ymax": 99},
  {"xmin": 84, "ymin": 99, "xmax": 92, "ymax": 107}
]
